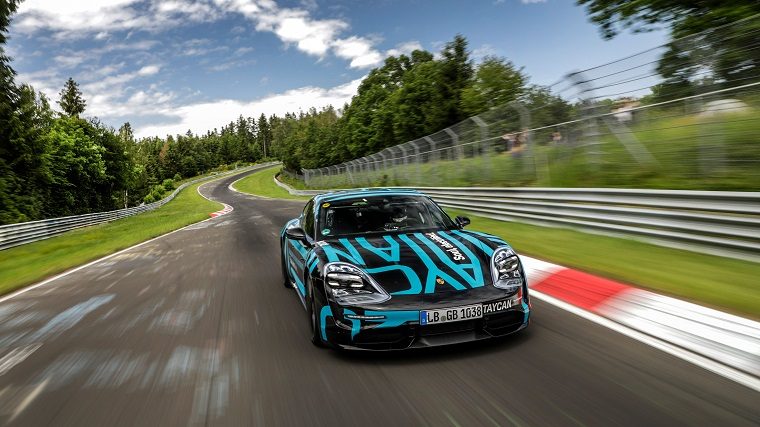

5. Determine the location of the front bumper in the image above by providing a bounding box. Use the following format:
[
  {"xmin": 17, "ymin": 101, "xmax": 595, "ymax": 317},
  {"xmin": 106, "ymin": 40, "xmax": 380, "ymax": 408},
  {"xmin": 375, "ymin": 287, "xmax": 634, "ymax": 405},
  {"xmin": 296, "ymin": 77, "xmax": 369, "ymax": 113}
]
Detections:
[{"xmin": 324, "ymin": 300, "xmax": 530, "ymax": 351}]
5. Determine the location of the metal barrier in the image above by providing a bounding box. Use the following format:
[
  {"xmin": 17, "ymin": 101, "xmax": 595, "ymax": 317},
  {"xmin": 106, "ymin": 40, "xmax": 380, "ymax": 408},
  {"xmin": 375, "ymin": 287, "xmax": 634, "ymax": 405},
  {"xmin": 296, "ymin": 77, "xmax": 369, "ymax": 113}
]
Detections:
[
  {"xmin": 274, "ymin": 177, "xmax": 760, "ymax": 261},
  {"xmin": 0, "ymin": 163, "xmax": 276, "ymax": 251},
  {"xmin": 419, "ymin": 187, "xmax": 760, "ymax": 260}
]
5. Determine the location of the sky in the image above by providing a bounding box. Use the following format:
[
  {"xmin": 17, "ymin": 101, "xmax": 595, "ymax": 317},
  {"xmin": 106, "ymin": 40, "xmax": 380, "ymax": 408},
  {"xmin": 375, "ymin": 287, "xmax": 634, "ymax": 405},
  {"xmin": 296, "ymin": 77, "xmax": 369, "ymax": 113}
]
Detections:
[{"xmin": 8, "ymin": 0, "xmax": 668, "ymax": 138}]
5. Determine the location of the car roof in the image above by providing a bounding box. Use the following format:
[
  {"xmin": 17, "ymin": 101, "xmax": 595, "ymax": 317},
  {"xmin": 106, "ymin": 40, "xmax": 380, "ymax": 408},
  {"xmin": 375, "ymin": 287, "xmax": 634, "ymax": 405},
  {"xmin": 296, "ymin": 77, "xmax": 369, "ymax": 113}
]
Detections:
[{"xmin": 314, "ymin": 188, "xmax": 423, "ymax": 205}]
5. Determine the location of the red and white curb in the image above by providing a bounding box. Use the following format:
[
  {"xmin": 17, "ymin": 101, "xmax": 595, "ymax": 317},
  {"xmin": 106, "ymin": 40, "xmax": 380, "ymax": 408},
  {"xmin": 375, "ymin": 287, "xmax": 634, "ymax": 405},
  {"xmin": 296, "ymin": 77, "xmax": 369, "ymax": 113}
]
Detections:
[
  {"xmin": 521, "ymin": 256, "xmax": 760, "ymax": 392},
  {"xmin": 209, "ymin": 203, "xmax": 233, "ymax": 218}
]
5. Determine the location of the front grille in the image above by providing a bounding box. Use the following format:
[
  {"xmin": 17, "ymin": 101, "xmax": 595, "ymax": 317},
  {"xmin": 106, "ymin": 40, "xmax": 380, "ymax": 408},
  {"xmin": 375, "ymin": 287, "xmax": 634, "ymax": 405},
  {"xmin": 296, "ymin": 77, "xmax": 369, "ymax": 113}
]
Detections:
[
  {"xmin": 483, "ymin": 311, "xmax": 523, "ymax": 335},
  {"xmin": 418, "ymin": 319, "xmax": 478, "ymax": 336}
]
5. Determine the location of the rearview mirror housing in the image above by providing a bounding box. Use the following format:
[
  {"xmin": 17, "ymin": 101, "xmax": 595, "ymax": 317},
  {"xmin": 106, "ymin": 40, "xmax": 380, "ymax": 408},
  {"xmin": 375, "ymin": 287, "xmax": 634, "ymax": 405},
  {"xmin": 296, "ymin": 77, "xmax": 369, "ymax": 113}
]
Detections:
[
  {"xmin": 456, "ymin": 216, "xmax": 471, "ymax": 228},
  {"xmin": 285, "ymin": 226, "xmax": 311, "ymax": 245}
]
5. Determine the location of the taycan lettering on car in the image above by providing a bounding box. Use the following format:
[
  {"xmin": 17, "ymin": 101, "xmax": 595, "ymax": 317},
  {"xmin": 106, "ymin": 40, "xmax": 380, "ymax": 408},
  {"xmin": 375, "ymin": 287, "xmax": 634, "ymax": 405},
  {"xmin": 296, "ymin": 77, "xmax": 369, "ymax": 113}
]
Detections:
[{"xmin": 280, "ymin": 188, "xmax": 530, "ymax": 350}]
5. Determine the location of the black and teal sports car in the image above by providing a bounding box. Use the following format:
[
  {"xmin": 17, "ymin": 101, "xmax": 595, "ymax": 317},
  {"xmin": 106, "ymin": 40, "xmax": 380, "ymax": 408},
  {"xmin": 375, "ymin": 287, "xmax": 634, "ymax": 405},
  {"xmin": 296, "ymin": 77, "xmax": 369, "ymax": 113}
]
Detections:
[{"xmin": 280, "ymin": 189, "xmax": 530, "ymax": 350}]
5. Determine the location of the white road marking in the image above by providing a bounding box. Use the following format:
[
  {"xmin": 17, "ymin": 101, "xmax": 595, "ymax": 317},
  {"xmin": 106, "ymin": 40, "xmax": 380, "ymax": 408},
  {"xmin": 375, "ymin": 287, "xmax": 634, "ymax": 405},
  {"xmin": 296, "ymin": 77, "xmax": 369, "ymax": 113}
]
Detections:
[
  {"xmin": 531, "ymin": 290, "xmax": 760, "ymax": 393},
  {"xmin": 0, "ymin": 343, "xmax": 43, "ymax": 376}
]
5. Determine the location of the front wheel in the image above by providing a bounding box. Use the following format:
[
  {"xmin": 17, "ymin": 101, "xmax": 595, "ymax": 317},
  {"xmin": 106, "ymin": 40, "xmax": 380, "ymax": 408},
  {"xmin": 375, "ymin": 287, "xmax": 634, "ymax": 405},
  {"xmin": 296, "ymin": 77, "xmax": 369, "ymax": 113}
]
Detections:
[
  {"xmin": 307, "ymin": 280, "xmax": 326, "ymax": 348},
  {"xmin": 280, "ymin": 240, "xmax": 291, "ymax": 289}
]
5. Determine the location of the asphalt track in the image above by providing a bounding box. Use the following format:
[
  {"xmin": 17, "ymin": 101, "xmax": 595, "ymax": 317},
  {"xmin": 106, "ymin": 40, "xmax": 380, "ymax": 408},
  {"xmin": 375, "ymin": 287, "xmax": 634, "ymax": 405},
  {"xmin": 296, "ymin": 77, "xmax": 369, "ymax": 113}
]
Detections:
[{"xmin": 0, "ymin": 169, "xmax": 757, "ymax": 426}]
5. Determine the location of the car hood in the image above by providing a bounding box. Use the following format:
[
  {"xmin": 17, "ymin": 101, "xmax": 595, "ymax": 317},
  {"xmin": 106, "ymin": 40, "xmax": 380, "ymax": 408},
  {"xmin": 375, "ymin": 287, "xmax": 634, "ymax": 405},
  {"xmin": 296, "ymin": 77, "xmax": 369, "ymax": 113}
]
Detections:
[{"xmin": 316, "ymin": 229, "xmax": 510, "ymax": 298}]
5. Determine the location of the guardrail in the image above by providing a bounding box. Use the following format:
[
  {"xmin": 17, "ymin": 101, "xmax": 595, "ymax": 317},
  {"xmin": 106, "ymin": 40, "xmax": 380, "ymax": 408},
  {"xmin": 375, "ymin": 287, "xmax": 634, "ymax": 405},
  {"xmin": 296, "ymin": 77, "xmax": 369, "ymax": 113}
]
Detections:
[
  {"xmin": 274, "ymin": 177, "xmax": 760, "ymax": 261},
  {"xmin": 420, "ymin": 187, "xmax": 760, "ymax": 261},
  {"xmin": 0, "ymin": 163, "xmax": 276, "ymax": 251}
]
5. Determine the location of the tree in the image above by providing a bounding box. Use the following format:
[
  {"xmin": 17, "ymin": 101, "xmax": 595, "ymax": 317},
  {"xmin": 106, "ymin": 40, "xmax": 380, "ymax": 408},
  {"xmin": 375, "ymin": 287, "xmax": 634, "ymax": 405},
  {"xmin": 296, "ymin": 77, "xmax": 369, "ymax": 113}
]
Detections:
[
  {"xmin": 461, "ymin": 56, "xmax": 527, "ymax": 116},
  {"xmin": 256, "ymin": 113, "xmax": 271, "ymax": 158},
  {"xmin": 58, "ymin": 77, "xmax": 86, "ymax": 117},
  {"xmin": 577, "ymin": 0, "xmax": 760, "ymax": 97},
  {"xmin": 439, "ymin": 34, "xmax": 474, "ymax": 124},
  {"xmin": 118, "ymin": 122, "xmax": 134, "ymax": 144},
  {"xmin": 520, "ymin": 86, "xmax": 574, "ymax": 128}
]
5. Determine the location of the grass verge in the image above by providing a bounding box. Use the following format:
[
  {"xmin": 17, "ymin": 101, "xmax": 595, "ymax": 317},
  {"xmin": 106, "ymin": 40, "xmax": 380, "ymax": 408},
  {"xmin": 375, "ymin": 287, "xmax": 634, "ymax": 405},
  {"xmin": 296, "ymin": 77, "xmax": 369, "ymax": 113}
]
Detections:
[
  {"xmin": 446, "ymin": 209, "xmax": 760, "ymax": 318},
  {"xmin": 0, "ymin": 179, "xmax": 222, "ymax": 296},
  {"xmin": 232, "ymin": 166, "xmax": 311, "ymax": 200}
]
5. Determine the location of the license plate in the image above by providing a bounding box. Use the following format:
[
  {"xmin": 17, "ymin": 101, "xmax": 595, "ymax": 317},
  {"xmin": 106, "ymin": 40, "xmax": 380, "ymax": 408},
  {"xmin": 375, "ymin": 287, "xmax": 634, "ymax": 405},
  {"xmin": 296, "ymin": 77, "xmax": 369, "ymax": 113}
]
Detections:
[{"xmin": 420, "ymin": 304, "xmax": 483, "ymax": 325}]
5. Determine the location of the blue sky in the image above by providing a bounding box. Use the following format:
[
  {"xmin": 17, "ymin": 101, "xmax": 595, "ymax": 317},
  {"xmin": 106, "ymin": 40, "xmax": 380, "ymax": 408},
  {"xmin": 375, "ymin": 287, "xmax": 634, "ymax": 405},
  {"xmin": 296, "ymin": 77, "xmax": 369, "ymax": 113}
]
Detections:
[{"xmin": 8, "ymin": 0, "xmax": 667, "ymax": 138}]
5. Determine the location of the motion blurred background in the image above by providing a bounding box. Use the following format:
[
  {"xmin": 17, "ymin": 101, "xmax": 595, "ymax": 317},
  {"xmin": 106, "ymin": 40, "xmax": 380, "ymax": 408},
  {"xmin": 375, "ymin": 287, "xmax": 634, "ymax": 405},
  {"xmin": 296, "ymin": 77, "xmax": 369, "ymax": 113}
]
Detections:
[{"xmin": 0, "ymin": 0, "xmax": 758, "ymax": 425}]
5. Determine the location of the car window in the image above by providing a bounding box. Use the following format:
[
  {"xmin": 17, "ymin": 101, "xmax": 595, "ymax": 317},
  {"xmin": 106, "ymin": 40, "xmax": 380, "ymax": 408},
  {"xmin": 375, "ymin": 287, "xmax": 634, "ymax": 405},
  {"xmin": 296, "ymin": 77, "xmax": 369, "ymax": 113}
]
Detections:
[
  {"xmin": 317, "ymin": 195, "xmax": 455, "ymax": 238},
  {"xmin": 302, "ymin": 199, "xmax": 315, "ymax": 238}
]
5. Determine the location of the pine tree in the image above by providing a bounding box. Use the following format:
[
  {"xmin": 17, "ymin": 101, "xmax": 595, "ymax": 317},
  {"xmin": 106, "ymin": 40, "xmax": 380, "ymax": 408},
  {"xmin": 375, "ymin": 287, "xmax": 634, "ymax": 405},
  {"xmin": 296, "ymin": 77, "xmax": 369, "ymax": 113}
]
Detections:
[
  {"xmin": 440, "ymin": 34, "xmax": 473, "ymax": 124},
  {"xmin": 58, "ymin": 77, "xmax": 86, "ymax": 118},
  {"xmin": 257, "ymin": 113, "xmax": 271, "ymax": 158}
]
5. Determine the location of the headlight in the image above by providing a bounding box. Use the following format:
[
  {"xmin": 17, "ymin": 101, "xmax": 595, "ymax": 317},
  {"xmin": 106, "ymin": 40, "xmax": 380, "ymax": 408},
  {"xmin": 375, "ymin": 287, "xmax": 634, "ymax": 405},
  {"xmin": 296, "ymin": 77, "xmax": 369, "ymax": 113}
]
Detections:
[
  {"xmin": 491, "ymin": 247, "xmax": 523, "ymax": 291},
  {"xmin": 324, "ymin": 262, "xmax": 390, "ymax": 305}
]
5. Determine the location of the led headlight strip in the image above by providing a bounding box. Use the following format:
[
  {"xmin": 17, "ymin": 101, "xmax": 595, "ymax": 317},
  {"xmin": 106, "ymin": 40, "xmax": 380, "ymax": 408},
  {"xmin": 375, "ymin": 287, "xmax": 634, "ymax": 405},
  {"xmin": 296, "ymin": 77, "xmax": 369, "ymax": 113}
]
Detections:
[
  {"xmin": 323, "ymin": 262, "xmax": 391, "ymax": 305},
  {"xmin": 491, "ymin": 247, "xmax": 523, "ymax": 291}
]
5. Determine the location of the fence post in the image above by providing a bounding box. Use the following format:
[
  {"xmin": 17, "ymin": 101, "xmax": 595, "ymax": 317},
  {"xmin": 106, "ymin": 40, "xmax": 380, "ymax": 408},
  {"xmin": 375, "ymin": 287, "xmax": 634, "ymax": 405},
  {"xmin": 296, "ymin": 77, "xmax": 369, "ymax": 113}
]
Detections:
[
  {"xmin": 424, "ymin": 136, "xmax": 437, "ymax": 163},
  {"xmin": 358, "ymin": 156, "xmax": 370, "ymax": 186},
  {"xmin": 399, "ymin": 144, "xmax": 409, "ymax": 185},
  {"xmin": 568, "ymin": 71, "xmax": 603, "ymax": 171},
  {"xmin": 676, "ymin": 37, "xmax": 723, "ymax": 175},
  {"xmin": 444, "ymin": 128, "xmax": 460, "ymax": 162},
  {"xmin": 471, "ymin": 116, "xmax": 490, "ymax": 182},
  {"xmin": 410, "ymin": 140, "xmax": 422, "ymax": 185},
  {"xmin": 367, "ymin": 153, "xmax": 377, "ymax": 187},
  {"xmin": 392, "ymin": 146, "xmax": 403, "ymax": 184},
  {"xmin": 346, "ymin": 160, "xmax": 356, "ymax": 185},
  {"xmin": 379, "ymin": 150, "xmax": 389, "ymax": 185}
]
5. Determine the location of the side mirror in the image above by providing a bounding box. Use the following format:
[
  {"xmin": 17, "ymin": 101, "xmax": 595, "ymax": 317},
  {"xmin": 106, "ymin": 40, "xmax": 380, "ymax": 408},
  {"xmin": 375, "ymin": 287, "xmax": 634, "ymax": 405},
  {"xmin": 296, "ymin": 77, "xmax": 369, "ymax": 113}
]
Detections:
[
  {"xmin": 456, "ymin": 216, "xmax": 471, "ymax": 228},
  {"xmin": 286, "ymin": 227, "xmax": 311, "ymax": 244}
]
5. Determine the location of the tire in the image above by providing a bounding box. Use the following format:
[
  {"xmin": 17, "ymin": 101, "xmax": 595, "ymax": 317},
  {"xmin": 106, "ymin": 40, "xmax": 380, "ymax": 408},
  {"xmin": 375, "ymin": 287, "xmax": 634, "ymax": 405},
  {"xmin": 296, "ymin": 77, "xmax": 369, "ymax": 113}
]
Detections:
[
  {"xmin": 280, "ymin": 239, "xmax": 291, "ymax": 288},
  {"xmin": 307, "ymin": 280, "xmax": 326, "ymax": 348}
]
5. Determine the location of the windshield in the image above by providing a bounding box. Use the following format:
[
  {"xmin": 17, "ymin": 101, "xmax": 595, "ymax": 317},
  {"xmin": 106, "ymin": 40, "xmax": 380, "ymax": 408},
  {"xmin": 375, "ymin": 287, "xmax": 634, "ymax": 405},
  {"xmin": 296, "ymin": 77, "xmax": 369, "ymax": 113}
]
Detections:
[{"xmin": 317, "ymin": 195, "xmax": 456, "ymax": 238}]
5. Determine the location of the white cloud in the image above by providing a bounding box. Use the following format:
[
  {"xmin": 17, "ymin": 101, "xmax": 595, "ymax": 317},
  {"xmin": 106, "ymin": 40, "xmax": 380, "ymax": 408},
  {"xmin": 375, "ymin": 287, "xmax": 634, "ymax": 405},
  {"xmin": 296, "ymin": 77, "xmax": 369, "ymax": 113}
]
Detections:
[
  {"xmin": 135, "ymin": 77, "xmax": 362, "ymax": 138},
  {"xmin": 207, "ymin": 58, "xmax": 255, "ymax": 71},
  {"xmin": 333, "ymin": 36, "xmax": 382, "ymax": 69},
  {"xmin": 386, "ymin": 41, "xmax": 423, "ymax": 57},
  {"xmin": 234, "ymin": 46, "xmax": 255, "ymax": 56},
  {"xmin": 137, "ymin": 65, "xmax": 161, "ymax": 76},
  {"xmin": 17, "ymin": 0, "xmax": 147, "ymax": 37},
  {"xmin": 53, "ymin": 52, "xmax": 89, "ymax": 68},
  {"xmin": 472, "ymin": 43, "xmax": 499, "ymax": 60},
  {"xmin": 16, "ymin": 0, "xmax": 417, "ymax": 70},
  {"xmin": 214, "ymin": 0, "xmax": 390, "ymax": 68},
  {"xmin": 17, "ymin": 61, "xmax": 167, "ymax": 120},
  {"xmin": 252, "ymin": 8, "xmax": 348, "ymax": 57},
  {"xmin": 16, "ymin": 0, "xmax": 219, "ymax": 38},
  {"xmin": 299, "ymin": 0, "xmax": 318, "ymax": 11}
]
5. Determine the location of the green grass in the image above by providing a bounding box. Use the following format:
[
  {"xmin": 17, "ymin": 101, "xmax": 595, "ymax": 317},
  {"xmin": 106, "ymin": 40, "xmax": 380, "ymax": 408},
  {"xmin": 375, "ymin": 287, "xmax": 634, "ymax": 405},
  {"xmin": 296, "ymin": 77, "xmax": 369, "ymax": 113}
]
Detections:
[
  {"xmin": 232, "ymin": 166, "xmax": 311, "ymax": 200},
  {"xmin": 0, "ymin": 179, "xmax": 222, "ymax": 296},
  {"xmin": 446, "ymin": 209, "xmax": 760, "ymax": 319}
]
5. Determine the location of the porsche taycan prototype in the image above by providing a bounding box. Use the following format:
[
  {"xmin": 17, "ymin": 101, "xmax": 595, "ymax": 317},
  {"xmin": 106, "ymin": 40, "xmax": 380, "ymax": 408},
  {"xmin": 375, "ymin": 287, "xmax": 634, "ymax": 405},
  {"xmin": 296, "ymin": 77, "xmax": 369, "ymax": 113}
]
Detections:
[{"xmin": 280, "ymin": 189, "xmax": 530, "ymax": 350}]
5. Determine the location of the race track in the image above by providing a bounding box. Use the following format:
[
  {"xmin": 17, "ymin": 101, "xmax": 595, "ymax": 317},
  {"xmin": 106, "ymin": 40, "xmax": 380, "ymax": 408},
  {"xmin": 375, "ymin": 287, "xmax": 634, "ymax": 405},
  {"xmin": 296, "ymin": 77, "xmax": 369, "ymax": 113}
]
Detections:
[{"xmin": 0, "ymin": 169, "xmax": 757, "ymax": 426}]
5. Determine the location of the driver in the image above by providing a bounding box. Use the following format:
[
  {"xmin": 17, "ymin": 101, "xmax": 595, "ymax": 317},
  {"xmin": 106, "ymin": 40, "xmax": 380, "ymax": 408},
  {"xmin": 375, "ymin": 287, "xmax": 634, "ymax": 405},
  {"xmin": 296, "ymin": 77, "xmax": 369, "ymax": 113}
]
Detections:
[{"xmin": 390, "ymin": 206, "xmax": 408, "ymax": 223}]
